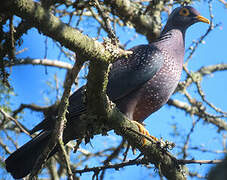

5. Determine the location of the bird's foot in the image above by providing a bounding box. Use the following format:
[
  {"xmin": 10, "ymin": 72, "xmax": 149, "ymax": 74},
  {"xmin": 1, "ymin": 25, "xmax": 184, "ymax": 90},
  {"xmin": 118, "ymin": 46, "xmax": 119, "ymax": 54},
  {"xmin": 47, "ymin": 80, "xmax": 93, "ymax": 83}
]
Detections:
[{"xmin": 132, "ymin": 121, "xmax": 158, "ymax": 146}]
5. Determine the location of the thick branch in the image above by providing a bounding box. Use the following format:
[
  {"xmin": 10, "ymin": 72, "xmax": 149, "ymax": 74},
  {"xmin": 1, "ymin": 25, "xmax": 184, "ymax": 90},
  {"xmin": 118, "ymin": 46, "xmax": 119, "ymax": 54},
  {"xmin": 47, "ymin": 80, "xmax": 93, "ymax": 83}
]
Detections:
[
  {"xmin": 2, "ymin": 0, "xmax": 115, "ymax": 62},
  {"xmin": 107, "ymin": 106, "xmax": 186, "ymax": 180}
]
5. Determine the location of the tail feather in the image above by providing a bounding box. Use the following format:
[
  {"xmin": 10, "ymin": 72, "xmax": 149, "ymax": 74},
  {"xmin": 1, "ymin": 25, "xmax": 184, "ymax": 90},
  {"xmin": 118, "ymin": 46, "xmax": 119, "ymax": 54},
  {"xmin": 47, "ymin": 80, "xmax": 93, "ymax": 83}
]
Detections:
[{"xmin": 5, "ymin": 132, "xmax": 52, "ymax": 179}]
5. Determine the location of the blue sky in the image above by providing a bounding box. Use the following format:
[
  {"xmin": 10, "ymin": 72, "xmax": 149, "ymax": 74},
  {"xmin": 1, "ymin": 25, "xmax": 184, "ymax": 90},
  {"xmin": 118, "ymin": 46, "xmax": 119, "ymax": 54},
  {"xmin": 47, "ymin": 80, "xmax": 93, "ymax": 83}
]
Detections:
[{"xmin": 2, "ymin": 2, "xmax": 227, "ymax": 180}]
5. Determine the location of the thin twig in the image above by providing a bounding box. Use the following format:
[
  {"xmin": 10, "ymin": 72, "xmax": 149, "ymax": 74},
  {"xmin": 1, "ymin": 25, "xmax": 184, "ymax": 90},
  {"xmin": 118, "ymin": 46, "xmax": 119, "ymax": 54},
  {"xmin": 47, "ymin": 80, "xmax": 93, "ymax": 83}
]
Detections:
[
  {"xmin": 93, "ymin": 0, "xmax": 118, "ymax": 44},
  {"xmin": 182, "ymin": 117, "xmax": 201, "ymax": 159},
  {"xmin": 73, "ymin": 158, "xmax": 149, "ymax": 174},
  {"xmin": 0, "ymin": 108, "xmax": 31, "ymax": 136},
  {"xmin": 178, "ymin": 159, "xmax": 223, "ymax": 165}
]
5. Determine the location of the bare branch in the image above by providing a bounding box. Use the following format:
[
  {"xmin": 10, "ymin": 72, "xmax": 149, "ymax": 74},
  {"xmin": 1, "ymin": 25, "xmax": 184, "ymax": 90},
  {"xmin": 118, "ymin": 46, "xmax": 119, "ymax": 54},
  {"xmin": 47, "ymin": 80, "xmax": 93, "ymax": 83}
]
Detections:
[
  {"xmin": 73, "ymin": 158, "xmax": 150, "ymax": 174},
  {"xmin": 13, "ymin": 103, "xmax": 52, "ymax": 118},
  {"xmin": 182, "ymin": 118, "xmax": 200, "ymax": 159},
  {"xmin": 0, "ymin": 108, "xmax": 31, "ymax": 136},
  {"xmin": 4, "ymin": 58, "xmax": 73, "ymax": 70},
  {"xmin": 178, "ymin": 159, "xmax": 223, "ymax": 165},
  {"xmin": 2, "ymin": 0, "xmax": 128, "ymax": 63},
  {"xmin": 103, "ymin": 0, "xmax": 163, "ymax": 42},
  {"xmin": 198, "ymin": 64, "xmax": 227, "ymax": 75},
  {"xmin": 167, "ymin": 99, "xmax": 227, "ymax": 131},
  {"xmin": 94, "ymin": 0, "xmax": 118, "ymax": 44}
]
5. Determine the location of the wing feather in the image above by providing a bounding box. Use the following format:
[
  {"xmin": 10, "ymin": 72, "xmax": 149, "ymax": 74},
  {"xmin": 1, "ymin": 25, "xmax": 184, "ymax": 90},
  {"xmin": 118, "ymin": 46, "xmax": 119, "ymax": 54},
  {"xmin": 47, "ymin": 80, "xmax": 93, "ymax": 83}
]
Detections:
[{"xmin": 107, "ymin": 44, "xmax": 164, "ymax": 101}]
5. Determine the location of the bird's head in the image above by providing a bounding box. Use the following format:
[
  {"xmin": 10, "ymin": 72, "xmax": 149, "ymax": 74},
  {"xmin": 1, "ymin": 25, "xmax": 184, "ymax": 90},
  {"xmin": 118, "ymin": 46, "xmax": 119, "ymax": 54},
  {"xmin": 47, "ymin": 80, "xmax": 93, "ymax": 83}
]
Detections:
[{"xmin": 163, "ymin": 6, "xmax": 210, "ymax": 33}]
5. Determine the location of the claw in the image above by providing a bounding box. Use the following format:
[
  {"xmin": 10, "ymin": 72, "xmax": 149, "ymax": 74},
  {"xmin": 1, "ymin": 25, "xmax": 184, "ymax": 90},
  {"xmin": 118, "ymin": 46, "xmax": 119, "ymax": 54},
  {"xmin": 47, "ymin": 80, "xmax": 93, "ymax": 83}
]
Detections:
[{"xmin": 132, "ymin": 120, "xmax": 158, "ymax": 145}]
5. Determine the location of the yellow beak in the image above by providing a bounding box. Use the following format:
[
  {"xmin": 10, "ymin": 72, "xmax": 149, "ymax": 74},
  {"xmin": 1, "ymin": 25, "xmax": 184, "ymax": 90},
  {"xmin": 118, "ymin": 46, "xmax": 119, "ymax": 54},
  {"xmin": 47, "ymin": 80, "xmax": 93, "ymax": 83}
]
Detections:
[{"xmin": 196, "ymin": 15, "xmax": 210, "ymax": 24}]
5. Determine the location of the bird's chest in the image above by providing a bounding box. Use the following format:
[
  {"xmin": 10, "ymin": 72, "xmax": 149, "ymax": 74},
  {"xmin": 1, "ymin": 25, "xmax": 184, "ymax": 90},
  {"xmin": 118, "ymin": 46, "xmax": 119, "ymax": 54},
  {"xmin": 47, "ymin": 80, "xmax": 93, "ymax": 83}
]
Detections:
[{"xmin": 133, "ymin": 54, "xmax": 183, "ymax": 122}]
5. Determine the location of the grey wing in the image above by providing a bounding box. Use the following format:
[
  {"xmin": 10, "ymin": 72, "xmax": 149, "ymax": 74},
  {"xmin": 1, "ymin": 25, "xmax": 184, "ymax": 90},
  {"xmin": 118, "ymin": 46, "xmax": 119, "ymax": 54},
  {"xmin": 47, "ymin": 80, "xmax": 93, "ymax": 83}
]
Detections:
[{"xmin": 107, "ymin": 44, "xmax": 164, "ymax": 101}]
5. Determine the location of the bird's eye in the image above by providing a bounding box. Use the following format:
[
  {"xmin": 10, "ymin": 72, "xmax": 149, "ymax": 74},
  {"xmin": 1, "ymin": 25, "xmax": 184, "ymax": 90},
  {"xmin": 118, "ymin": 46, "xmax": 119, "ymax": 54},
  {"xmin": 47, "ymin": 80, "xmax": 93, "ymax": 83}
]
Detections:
[{"xmin": 179, "ymin": 8, "xmax": 190, "ymax": 16}]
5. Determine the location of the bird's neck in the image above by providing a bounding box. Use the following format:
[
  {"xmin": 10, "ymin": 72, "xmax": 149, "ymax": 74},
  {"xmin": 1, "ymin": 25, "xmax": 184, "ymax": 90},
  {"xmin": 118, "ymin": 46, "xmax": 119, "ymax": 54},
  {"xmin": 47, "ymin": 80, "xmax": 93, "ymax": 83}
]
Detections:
[
  {"xmin": 159, "ymin": 28, "xmax": 185, "ymax": 45},
  {"xmin": 161, "ymin": 21, "xmax": 187, "ymax": 37},
  {"xmin": 156, "ymin": 28, "xmax": 185, "ymax": 60}
]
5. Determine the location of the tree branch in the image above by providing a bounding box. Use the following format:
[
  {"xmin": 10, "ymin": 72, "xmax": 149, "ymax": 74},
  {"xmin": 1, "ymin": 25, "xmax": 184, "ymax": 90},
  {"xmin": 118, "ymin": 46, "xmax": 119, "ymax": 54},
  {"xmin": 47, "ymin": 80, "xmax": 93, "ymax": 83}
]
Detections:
[
  {"xmin": 2, "ymin": 0, "xmax": 128, "ymax": 63},
  {"xmin": 103, "ymin": 0, "xmax": 163, "ymax": 42},
  {"xmin": 167, "ymin": 99, "xmax": 227, "ymax": 131},
  {"xmin": 208, "ymin": 156, "xmax": 227, "ymax": 180},
  {"xmin": 4, "ymin": 58, "xmax": 73, "ymax": 70},
  {"xmin": 73, "ymin": 158, "xmax": 150, "ymax": 174},
  {"xmin": 0, "ymin": 108, "xmax": 31, "ymax": 136},
  {"xmin": 178, "ymin": 159, "xmax": 223, "ymax": 165}
]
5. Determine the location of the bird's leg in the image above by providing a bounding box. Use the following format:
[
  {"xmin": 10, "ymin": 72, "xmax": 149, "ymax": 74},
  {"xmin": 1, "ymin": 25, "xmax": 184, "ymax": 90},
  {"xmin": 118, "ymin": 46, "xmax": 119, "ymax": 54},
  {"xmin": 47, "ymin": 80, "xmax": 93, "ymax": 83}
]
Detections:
[{"xmin": 132, "ymin": 121, "xmax": 158, "ymax": 145}]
